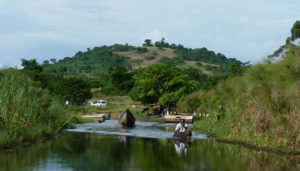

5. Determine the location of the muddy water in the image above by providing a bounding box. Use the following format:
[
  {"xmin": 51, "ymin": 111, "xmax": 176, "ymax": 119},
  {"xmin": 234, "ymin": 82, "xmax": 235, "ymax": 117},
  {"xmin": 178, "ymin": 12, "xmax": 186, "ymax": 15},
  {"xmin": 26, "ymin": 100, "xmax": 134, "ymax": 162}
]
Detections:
[{"xmin": 0, "ymin": 120, "xmax": 299, "ymax": 171}]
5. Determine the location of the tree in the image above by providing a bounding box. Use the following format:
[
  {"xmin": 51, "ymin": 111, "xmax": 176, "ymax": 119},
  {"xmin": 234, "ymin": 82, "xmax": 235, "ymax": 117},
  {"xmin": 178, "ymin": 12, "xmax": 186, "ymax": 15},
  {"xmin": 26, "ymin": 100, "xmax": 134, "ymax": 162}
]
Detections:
[
  {"xmin": 43, "ymin": 60, "xmax": 50, "ymax": 65},
  {"xmin": 131, "ymin": 64, "xmax": 199, "ymax": 106},
  {"xmin": 21, "ymin": 59, "xmax": 43, "ymax": 73},
  {"xmin": 47, "ymin": 76, "xmax": 92, "ymax": 104},
  {"xmin": 291, "ymin": 20, "xmax": 300, "ymax": 41},
  {"xmin": 50, "ymin": 58, "xmax": 57, "ymax": 64},
  {"xmin": 100, "ymin": 66, "xmax": 134, "ymax": 95},
  {"xmin": 143, "ymin": 39, "xmax": 153, "ymax": 46},
  {"xmin": 228, "ymin": 61, "xmax": 250, "ymax": 76},
  {"xmin": 136, "ymin": 47, "xmax": 148, "ymax": 53}
]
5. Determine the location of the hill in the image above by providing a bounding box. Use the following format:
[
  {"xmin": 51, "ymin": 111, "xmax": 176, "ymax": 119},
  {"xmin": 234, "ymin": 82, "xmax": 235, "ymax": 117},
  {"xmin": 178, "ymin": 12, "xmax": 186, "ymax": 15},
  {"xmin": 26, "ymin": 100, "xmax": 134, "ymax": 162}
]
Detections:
[{"xmin": 42, "ymin": 41, "xmax": 239, "ymax": 77}]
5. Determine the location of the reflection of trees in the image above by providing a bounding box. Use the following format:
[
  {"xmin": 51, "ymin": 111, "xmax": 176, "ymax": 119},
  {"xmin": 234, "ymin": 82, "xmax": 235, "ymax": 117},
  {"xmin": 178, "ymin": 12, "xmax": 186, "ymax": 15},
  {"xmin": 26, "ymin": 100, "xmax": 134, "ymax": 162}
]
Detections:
[
  {"xmin": 0, "ymin": 139, "xmax": 53, "ymax": 171},
  {"xmin": 1, "ymin": 133, "xmax": 299, "ymax": 171}
]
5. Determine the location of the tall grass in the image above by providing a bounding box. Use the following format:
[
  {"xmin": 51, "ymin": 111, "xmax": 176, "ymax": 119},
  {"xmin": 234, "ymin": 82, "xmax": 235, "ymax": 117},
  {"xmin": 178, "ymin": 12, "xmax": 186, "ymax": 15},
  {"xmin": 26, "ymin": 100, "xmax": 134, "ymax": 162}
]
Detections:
[
  {"xmin": 0, "ymin": 69, "xmax": 73, "ymax": 148},
  {"xmin": 178, "ymin": 46, "xmax": 300, "ymax": 151}
]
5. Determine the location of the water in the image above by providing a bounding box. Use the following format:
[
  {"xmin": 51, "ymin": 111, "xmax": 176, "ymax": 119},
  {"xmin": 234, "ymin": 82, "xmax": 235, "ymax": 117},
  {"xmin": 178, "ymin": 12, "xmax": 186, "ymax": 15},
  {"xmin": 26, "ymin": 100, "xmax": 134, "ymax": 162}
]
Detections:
[
  {"xmin": 0, "ymin": 120, "xmax": 299, "ymax": 171},
  {"xmin": 66, "ymin": 120, "xmax": 206, "ymax": 139}
]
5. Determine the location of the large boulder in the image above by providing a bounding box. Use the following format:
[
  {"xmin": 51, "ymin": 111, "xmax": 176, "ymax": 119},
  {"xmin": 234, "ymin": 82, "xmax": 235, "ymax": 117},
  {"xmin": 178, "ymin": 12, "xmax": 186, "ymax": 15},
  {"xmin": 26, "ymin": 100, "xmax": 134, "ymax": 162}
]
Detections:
[{"xmin": 119, "ymin": 109, "xmax": 136, "ymax": 127}]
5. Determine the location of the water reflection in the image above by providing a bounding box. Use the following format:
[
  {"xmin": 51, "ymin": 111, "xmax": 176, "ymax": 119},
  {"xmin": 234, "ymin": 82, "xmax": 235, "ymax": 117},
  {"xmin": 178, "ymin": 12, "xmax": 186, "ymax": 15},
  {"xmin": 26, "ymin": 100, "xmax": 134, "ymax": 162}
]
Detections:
[
  {"xmin": 173, "ymin": 139, "xmax": 191, "ymax": 156},
  {"xmin": 0, "ymin": 121, "xmax": 299, "ymax": 171}
]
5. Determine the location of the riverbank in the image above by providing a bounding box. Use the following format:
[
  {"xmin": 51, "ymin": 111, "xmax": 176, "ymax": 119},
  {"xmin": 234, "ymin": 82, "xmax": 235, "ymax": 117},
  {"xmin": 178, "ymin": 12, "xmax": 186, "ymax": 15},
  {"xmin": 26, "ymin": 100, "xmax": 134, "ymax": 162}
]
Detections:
[
  {"xmin": 0, "ymin": 69, "xmax": 78, "ymax": 149},
  {"xmin": 179, "ymin": 46, "xmax": 300, "ymax": 154},
  {"xmin": 193, "ymin": 119, "xmax": 300, "ymax": 155}
]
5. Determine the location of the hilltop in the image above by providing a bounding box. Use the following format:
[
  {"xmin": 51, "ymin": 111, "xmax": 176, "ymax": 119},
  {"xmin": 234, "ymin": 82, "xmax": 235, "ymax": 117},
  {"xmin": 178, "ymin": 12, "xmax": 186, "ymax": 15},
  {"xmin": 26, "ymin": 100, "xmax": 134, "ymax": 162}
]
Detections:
[{"xmin": 42, "ymin": 40, "xmax": 238, "ymax": 77}]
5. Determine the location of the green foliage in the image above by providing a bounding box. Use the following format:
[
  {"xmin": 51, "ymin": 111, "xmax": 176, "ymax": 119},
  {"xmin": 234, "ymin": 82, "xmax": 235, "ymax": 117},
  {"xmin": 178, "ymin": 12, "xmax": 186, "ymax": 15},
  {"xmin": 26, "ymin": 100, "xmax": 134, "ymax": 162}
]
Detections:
[
  {"xmin": 158, "ymin": 57, "xmax": 185, "ymax": 65},
  {"xmin": 47, "ymin": 76, "xmax": 92, "ymax": 104},
  {"xmin": 291, "ymin": 20, "xmax": 300, "ymax": 41},
  {"xmin": 0, "ymin": 69, "xmax": 73, "ymax": 148},
  {"xmin": 131, "ymin": 64, "xmax": 200, "ymax": 106},
  {"xmin": 43, "ymin": 45, "xmax": 131, "ymax": 77},
  {"xmin": 131, "ymin": 59, "xmax": 144, "ymax": 64},
  {"xmin": 204, "ymin": 65, "xmax": 218, "ymax": 72},
  {"xmin": 196, "ymin": 62, "xmax": 203, "ymax": 67},
  {"xmin": 143, "ymin": 39, "xmax": 153, "ymax": 47},
  {"xmin": 136, "ymin": 47, "xmax": 148, "ymax": 53},
  {"xmin": 111, "ymin": 43, "xmax": 136, "ymax": 51},
  {"xmin": 227, "ymin": 61, "xmax": 250, "ymax": 76},
  {"xmin": 144, "ymin": 56, "xmax": 156, "ymax": 60},
  {"xmin": 19, "ymin": 58, "xmax": 93, "ymax": 104},
  {"xmin": 100, "ymin": 66, "xmax": 134, "ymax": 95},
  {"xmin": 22, "ymin": 59, "xmax": 43, "ymax": 72},
  {"xmin": 178, "ymin": 46, "xmax": 300, "ymax": 150},
  {"xmin": 269, "ymin": 20, "xmax": 300, "ymax": 58},
  {"xmin": 42, "ymin": 42, "xmax": 237, "ymax": 77},
  {"xmin": 154, "ymin": 38, "xmax": 169, "ymax": 49}
]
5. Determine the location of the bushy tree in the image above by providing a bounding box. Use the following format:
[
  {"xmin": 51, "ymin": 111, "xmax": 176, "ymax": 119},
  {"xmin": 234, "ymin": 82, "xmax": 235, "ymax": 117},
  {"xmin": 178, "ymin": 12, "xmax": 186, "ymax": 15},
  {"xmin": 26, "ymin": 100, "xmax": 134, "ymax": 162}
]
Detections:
[
  {"xmin": 21, "ymin": 59, "xmax": 43, "ymax": 73},
  {"xmin": 47, "ymin": 76, "xmax": 92, "ymax": 104},
  {"xmin": 228, "ymin": 61, "xmax": 250, "ymax": 76},
  {"xmin": 131, "ymin": 64, "xmax": 199, "ymax": 106},
  {"xmin": 143, "ymin": 39, "xmax": 153, "ymax": 46},
  {"xmin": 100, "ymin": 66, "xmax": 134, "ymax": 95},
  {"xmin": 291, "ymin": 20, "xmax": 300, "ymax": 41}
]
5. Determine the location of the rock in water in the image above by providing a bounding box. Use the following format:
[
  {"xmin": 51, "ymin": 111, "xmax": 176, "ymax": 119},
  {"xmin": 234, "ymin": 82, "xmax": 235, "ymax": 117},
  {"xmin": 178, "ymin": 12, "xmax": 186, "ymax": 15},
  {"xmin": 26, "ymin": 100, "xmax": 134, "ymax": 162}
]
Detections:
[{"xmin": 119, "ymin": 109, "xmax": 135, "ymax": 127}]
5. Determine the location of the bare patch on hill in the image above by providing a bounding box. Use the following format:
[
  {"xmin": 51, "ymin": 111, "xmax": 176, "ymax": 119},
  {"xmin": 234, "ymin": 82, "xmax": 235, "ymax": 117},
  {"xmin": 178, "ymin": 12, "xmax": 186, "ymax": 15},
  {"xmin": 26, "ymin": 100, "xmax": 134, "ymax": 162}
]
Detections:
[{"xmin": 114, "ymin": 47, "xmax": 177, "ymax": 69}]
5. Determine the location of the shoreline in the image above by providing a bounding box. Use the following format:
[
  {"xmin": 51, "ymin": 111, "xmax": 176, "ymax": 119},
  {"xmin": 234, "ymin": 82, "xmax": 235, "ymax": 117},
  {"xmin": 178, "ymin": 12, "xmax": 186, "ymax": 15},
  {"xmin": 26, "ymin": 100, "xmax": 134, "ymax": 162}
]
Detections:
[{"xmin": 192, "ymin": 126, "xmax": 300, "ymax": 155}]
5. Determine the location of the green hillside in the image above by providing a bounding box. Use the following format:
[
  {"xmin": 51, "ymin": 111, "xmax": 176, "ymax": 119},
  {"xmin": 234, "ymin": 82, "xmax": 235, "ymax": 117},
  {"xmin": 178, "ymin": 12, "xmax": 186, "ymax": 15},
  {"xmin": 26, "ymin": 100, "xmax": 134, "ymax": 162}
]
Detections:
[
  {"xmin": 42, "ymin": 41, "xmax": 238, "ymax": 77},
  {"xmin": 178, "ymin": 45, "xmax": 300, "ymax": 152}
]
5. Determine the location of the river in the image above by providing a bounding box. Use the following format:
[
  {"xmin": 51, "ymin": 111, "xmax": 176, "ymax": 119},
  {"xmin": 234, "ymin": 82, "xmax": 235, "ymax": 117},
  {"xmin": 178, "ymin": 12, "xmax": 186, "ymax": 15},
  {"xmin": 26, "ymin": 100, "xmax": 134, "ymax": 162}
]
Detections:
[{"xmin": 0, "ymin": 120, "xmax": 299, "ymax": 171}]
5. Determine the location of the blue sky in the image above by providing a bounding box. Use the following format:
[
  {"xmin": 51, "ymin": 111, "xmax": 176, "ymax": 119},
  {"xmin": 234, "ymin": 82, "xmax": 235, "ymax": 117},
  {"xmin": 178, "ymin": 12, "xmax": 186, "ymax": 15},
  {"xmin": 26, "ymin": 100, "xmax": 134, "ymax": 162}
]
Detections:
[{"xmin": 0, "ymin": 0, "xmax": 299, "ymax": 67}]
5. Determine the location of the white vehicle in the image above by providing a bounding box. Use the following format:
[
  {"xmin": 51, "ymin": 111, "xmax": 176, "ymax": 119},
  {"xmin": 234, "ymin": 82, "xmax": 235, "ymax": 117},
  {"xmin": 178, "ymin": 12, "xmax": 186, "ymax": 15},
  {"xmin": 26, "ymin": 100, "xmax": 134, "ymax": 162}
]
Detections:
[{"xmin": 91, "ymin": 100, "xmax": 107, "ymax": 107}]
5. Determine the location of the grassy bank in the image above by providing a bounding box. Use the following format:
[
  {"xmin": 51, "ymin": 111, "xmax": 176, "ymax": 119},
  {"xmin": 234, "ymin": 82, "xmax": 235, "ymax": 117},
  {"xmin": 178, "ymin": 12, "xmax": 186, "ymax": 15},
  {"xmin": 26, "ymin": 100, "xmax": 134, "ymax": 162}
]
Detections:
[
  {"xmin": 178, "ymin": 46, "xmax": 300, "ymax": 152},
  {"xmin": 74, "ymin": 93, "xmax": 160, "ymax": 121},
  {"xmin": 0, "ymin": 69, "xmax": 75, "ymax": 148}
]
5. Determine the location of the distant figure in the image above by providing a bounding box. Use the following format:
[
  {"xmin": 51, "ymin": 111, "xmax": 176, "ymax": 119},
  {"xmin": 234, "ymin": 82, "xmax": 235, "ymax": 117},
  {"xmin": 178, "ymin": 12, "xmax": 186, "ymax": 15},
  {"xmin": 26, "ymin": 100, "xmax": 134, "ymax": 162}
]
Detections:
[
  {"xmin": 174, "ymin": 119, "xmax": 187, "ymax": 136},
  {"xmin": 119, "ymin": 111, "xmax": 123, "ymax": 118}
]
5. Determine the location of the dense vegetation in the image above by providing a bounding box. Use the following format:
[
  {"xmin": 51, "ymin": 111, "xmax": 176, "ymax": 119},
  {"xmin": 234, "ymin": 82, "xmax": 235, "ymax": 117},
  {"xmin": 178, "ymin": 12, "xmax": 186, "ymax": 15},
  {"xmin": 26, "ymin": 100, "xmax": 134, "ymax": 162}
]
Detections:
[
  {"xmin": 41, "ymin": 40, "xmax": 241, "ymax": 106},
  {"xmin": 0, "ymin": 59, "xmax": 96, "ymax": 148},
  {"xmin": 149, "ymin": 38, "xmax": 238, "ymax": 72},
  {"xmin": 130, "ymin": 64, "xmax": 200, "ymax": 106},
  {"xmin": 42, "ymin": 40, "xmax": 238, "ymax": 76},
  {"xmin": 176, "ymin": 21, "xmax": 300, "ymax": 152},
  {"xmin": 0, "ymin": 69, "xmax": 74, "ymax": 148},
  {"xmin": 178, "ymin": 45, "xmax": 300, "ymax": 151},
  {"xmin": 98, "ymin": 64, "xmax": 232, "ymax": 106},
  {"xmin": 43, "ymin": 45, "xmax": 133, "ymax": 77},
  {"xmin": 22, "ymin": 59, "xmax": 93, "ymax": 104}
]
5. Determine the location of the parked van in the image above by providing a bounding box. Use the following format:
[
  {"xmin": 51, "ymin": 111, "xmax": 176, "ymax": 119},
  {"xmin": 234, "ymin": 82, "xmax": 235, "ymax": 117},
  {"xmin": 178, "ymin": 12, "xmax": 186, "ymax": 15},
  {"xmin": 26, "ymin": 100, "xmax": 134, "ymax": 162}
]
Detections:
[{"xmin": 91, "ymin": 100, "xmax": 107, "ymax": 107}]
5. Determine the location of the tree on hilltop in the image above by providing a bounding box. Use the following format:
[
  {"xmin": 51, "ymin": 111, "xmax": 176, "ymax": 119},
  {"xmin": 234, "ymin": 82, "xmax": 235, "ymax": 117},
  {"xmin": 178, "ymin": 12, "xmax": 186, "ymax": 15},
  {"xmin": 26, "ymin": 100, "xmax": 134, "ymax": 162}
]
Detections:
[
  {"xmin": 291, "ymin": 20, "xmax": 300, "ymax": 41},
  {"xmin": 143, "ymin": 39, "xmax": 153, "ymax": 46}
]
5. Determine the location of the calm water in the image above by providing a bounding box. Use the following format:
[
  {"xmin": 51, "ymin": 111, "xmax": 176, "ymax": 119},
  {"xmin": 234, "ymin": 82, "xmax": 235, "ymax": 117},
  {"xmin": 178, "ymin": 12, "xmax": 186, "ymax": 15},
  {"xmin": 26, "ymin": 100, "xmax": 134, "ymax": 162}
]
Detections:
[{"xmin": 0, "ymin": 120, "xmax": 299, "ymax": 171}]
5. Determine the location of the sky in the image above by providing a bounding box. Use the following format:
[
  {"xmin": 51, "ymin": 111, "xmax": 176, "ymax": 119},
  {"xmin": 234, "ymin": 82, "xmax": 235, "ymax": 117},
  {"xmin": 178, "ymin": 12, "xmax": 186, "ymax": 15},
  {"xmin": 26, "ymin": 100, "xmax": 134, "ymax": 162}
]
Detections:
[{"xmin": 0, "ymin": 0, "xmax": 299, "ymax": 67}]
